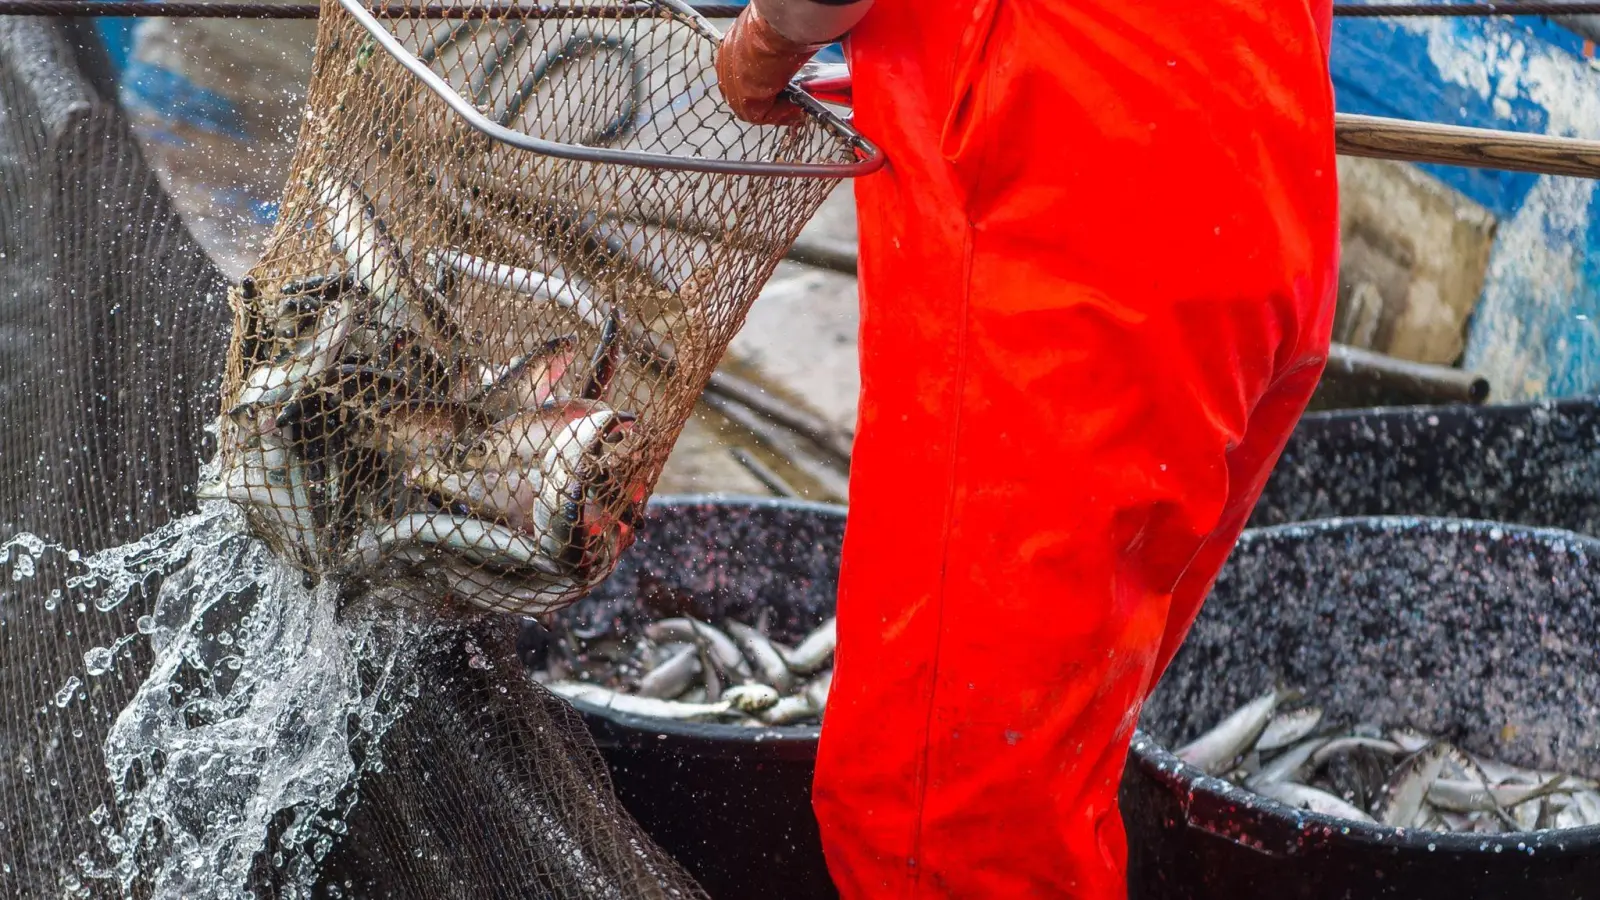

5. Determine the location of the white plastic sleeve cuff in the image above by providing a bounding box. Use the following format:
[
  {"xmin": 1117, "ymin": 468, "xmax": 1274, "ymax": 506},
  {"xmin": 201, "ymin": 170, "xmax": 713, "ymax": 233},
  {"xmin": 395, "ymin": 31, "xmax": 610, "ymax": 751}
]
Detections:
[{"xmin": 751, "ymin": 0, "xmax": 875, "ymax": 48}]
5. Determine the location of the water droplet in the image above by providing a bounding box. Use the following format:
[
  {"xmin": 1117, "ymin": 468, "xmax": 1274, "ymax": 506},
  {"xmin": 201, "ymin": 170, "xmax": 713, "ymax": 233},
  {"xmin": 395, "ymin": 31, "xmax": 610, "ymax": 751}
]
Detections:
[
  {"xmin": 137, "ymin": 615, "xmax": 157, "ymax": 634},
  {"xmin": 54, "ymin": 676, "xmax": 83, "ymax": 708},
  {"xmin": 84, "ymin": 647, "xmax": 115, "ymax": 677}
]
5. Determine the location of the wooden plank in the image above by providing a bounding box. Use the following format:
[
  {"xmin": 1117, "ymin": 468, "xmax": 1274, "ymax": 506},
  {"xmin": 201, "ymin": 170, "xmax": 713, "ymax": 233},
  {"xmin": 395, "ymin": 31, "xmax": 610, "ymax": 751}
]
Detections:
[{"xmin": 1335, "ymin": 113, "xmax": 1600, "ymax": 180}]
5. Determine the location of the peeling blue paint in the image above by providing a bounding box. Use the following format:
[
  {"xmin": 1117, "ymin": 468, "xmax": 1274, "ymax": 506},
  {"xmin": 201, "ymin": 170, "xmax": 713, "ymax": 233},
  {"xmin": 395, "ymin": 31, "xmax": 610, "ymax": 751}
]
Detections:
[
  {"xmin": 1333, "ymin": 11, "xmax": 1600, "ymax": 400},
  {"xmin": 1332, "ymin": 20, "xmax": 1546, "ymax": 219}
]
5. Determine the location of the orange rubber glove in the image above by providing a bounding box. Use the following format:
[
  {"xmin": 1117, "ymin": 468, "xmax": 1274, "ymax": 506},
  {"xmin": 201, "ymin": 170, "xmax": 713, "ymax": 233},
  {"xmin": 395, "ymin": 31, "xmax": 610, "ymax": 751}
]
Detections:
[{"xmin": 715, "ymin": 0, "xmax": 871, "ymax": 126}]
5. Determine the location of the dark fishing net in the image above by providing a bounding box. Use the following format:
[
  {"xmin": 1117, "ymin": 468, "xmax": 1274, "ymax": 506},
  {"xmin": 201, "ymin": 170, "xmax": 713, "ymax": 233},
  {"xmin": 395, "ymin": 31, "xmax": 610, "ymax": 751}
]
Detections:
[
  {"xmin": 0, "ymin": 7, "xmax": 856, "ymax": 897},
  {"xmin": 215, "ymin": 0, "xmax": 861, "ymax": 615},
  {"xmin": 0, "ymin": 14, "xmax": 231, "ymax": 896}
]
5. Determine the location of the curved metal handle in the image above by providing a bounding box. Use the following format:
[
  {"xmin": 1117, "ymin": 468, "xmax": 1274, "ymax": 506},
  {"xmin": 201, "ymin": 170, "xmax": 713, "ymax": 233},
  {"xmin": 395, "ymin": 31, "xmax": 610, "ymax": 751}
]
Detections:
[
  {"xmin": 338, "ymin": 0, "xmax": 886, "ymax": 177},
  {"xmin": 794, "ymin": 61, "xmax": 851, "ymax": 107}
]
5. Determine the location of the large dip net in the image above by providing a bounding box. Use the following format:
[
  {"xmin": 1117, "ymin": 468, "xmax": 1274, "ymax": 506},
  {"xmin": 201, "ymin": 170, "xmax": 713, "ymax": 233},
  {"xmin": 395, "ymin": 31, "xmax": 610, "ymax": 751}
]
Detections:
[
  {"xmin": 216, "ymin": 0, "xmax": 872, "ymax": 615},
  {"xmin": 0, "ymin": 7, "xmax": 870, "ymax": 899}
]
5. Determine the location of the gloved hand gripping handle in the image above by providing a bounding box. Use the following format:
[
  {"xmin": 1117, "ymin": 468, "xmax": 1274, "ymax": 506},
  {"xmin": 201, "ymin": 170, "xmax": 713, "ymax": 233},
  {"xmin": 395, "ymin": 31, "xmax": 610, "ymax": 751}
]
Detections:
[{"xmin": 716, "ymin": 0, "xmax": 872, "ymax": 125}]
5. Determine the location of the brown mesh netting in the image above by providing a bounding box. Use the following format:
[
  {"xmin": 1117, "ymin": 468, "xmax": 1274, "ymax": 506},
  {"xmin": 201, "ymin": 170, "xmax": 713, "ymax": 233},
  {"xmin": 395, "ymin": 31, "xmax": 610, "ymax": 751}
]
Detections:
[
  {"xmin": 0, "ymin": 9, "xmax": 861, "ymax": 898},
  {"xmin": 212, "ymin": 0, "xmax": 864, "ymax": 615}
]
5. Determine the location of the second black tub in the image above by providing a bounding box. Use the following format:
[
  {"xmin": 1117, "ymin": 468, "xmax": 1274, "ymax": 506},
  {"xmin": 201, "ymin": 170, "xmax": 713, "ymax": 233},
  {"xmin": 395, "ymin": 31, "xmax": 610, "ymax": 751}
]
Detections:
[{"xmin": 531, "ymin": 399, "xmax": 1600, "ymax": 898}]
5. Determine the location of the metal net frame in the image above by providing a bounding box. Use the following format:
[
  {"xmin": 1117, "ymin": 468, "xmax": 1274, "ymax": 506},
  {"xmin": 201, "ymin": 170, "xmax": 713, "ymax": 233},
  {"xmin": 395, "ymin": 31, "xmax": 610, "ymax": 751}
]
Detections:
[{"xmin": 215, "ymin": 0, "xmax": 876, "ymax": 616}]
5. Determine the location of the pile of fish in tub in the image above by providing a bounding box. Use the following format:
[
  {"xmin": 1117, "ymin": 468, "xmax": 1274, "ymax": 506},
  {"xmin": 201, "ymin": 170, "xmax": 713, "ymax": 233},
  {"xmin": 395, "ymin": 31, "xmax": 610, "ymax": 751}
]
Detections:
[
  {"xmin": 1178, "ymin": 689, "xmax": 1600, "ymax": 832},
  {"xmin": 532, "ymin": 615, "xmax": 837, "ymax": 725}
]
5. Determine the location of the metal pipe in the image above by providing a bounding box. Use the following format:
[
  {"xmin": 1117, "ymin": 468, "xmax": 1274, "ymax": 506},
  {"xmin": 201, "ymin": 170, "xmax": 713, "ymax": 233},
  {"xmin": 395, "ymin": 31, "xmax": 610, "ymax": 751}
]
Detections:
[
  {"xmin": 771, "ymin": 234, "xmax": 1497, "ymax": 411},
  {"xmin": 1317, "ymin": 343, "xmax": 1491, "ymax": 408}
]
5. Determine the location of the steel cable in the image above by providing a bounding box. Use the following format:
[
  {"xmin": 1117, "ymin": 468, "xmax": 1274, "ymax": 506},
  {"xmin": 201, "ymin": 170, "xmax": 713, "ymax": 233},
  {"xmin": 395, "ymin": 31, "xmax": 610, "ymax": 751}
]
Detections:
[
  {"xmin": 0, "ymin": 2, "xmax": 744, "ymax": 18},
  {"xmin": 8, "ymin": 1, "xmax": 1599, "ymax": 19},
  {"xmin": 1333, "ymin": 2, "xmax": 1600, "ymax": 15}
]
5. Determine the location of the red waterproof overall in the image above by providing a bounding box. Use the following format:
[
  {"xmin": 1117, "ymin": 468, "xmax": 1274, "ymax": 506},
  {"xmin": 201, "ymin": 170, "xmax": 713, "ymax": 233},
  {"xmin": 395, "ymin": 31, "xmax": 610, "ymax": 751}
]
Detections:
[{"xmin": 812, "ymin": 2, "xmax": 1339, "ymax": 896}]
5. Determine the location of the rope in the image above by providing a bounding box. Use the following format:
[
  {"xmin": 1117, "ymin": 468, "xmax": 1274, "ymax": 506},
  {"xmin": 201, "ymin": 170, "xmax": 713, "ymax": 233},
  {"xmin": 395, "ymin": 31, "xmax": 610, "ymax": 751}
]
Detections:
[{"xmin": 7, "ymin": 1, "xmax": 1599, "ymax": 19}]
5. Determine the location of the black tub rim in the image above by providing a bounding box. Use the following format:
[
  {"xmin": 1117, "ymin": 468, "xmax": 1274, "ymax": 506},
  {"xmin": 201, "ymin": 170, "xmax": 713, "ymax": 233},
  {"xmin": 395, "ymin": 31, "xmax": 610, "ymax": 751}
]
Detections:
[
  {"xmin": 642, "ymin": 493, "xmax": 848, "ymax": 518},
  {"xmin": 566, "ymin": 494, "xmax": 845, "ymax": 759},
  {"xmin": 1217, "ymin": 513, "xmax": 1600, "ymax": 552},
  {"xmin": 1130, "ymin": 514, "xmax": 1600, "ymax": 857},
  {"xmin": 1295, "ymin": 396, "xmax": 1600, "ymax": 424}
]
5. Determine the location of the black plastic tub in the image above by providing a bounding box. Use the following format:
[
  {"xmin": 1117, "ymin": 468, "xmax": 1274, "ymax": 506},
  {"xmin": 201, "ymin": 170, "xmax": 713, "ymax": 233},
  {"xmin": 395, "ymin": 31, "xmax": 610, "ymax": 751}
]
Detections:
[
  {"xmin": 1252, "ymin": 399, "xmax": 1600, "ymax": 536},
  {"xmin": 543, "ymin": 497, "xmax": 844, "ymax": 900},
  {"xmin": 537, "ymin": 395, "xmax": 1600, "ymax": 898},
  {"xmin": 1125, "ymin": 517, "xmax": 1600, "ymax": 900}
]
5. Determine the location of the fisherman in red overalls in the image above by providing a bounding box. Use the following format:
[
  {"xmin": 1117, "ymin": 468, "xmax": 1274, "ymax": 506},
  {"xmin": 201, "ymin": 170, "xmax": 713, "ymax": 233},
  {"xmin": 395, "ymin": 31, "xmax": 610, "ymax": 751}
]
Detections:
[{"xmin": 717, "ymin": 2, "xmax": 1339, "ymax": 895}]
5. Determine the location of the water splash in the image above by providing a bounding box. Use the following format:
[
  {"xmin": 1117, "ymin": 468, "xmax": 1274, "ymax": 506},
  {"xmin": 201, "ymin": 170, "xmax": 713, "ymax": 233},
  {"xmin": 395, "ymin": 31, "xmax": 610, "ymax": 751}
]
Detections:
[
  {"xmin": 32, "ymin": 501, "xmax": 440, "ymax": 899},
  {"xmin": 2, "ymin": 531, "xmax": 47, "ymax": 582}
]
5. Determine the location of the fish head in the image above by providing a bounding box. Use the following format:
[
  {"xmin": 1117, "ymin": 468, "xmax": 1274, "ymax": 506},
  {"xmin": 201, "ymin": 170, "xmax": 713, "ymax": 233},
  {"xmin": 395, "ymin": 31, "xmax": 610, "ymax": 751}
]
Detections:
[
  {"xmin": 367, "ymin": 400, "xmax": 476, "ymax": 463},
  {"xmin": 542, "ymin": 407, "xmax": 634, "ymax": 481},
  {"xmin": 474, "ymin": 333, "xmax": 580, "ymax": 416},
  {"xmin": 463, "ymin": 400, "xmax": 595, "ymax": 468},
  {"xmin": 528, "ymin": 333, "xmax": 580, "ymax": 402}
]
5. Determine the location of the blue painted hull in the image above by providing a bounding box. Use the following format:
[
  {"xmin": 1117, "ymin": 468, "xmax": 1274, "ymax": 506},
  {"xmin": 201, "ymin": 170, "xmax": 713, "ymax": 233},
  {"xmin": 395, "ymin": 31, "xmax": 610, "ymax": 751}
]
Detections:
[{"xmin": 1334, "ymin": 10, "xmax": 1600, "ymax": 400}]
